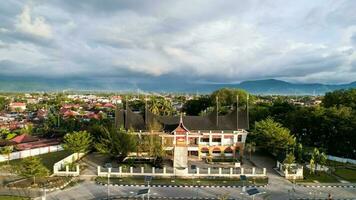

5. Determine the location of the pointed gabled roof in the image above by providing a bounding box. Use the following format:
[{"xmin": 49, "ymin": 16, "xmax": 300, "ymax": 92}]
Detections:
[{"xmin": 173, "ymin": 113, "xmax": 189, "ymax": 134}]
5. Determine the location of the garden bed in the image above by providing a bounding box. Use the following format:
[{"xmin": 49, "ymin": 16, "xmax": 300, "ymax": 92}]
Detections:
[
  {"xmin": 0, "ymin": 196, "xmax": 30, "ymax": 200},
  {"xmin": 6, "ymin": 176, "xmax": 72, "ymax": 189},
  {"xmin": 96, "ymin": 176, "xmax": 268, "ymax": 187}
]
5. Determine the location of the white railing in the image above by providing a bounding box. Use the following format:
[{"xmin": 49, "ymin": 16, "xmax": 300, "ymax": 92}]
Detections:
[
  {"xmin": 97, "ymin": 166, "xmax": 267, "ymax": 178},
  {"xmin": 0, "ymin": 145, "xmax": 63, "ymax": 162},
  {"xmin": 276, "ymin": 161, "xmax": 303, "ymax": 179},
  {"xmin": 327, "ymin": 155, "xmax": 356, "ymax": 164},
  {"xmin": 53, "ymin": 152, "xmax": 85, "ymax": 176}
]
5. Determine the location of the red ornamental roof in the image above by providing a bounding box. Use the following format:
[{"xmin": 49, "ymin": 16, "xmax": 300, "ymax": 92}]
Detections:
[
  {"xmin": 201, "ymin": 147, "xmax": 209, "ymax": 151},
  {"xmin": 173, "ymin": 114, "xmax": 189, "ymax": 134},
  {"xmin": 212, "ymin": 147, "xmax": 221, "ymax": 152},
  {"xmin": 224, "ymin": 147, "xmax": 233, "ymax": 152},
  {"xmin": 10, "ymin": 134, "xmax": 38, "ymax": 144}
]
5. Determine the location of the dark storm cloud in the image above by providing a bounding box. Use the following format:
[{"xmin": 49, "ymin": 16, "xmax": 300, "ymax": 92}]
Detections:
[{"xmin": 0, "ymin": 0, "xmax": 356, "ymax": 84}]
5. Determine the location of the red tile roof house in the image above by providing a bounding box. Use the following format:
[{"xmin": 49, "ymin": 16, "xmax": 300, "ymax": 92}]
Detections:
[{"xmin": 10, "ymin": 134, "xmax": 61, "ymax": 151}]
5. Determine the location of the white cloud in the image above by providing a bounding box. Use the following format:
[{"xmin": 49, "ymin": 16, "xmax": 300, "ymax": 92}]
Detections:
[
  {"xmin": 15, "ymin": 5, "xmax": 52, "ymax": 39},
  {"xmin": 0, "ymin": 0, "xmax": 355, "ymax": 84}
]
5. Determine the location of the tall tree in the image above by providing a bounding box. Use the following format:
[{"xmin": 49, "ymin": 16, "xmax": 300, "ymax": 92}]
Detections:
[
  {"xmin": 253, "ymin": 117, "xmax": 296, "ymax": 156},
  {"xmin": 94, "ymin": 127, "xmax": 137, "ymax": 161},
  {"xmin": 62, "ymin": 131, "xmax": 93, "ymax": 156},
  {"xmin": 17, "ymin": 157, "xmax": 49, "ymax": 185},
  {"xmin": 245, "ymin": 142, "xmax": 256, "ymax": 160}
]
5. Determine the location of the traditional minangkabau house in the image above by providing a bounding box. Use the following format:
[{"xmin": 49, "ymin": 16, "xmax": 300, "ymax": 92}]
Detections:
[{"xmin": 115, "ymin": 96, "xmax": 249, "ymax": 162}]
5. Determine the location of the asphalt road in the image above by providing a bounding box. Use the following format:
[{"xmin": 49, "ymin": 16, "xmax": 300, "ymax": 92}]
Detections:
[{"xmin": 41, "ymin": 181, "xmax": 356, "ymax": 200}]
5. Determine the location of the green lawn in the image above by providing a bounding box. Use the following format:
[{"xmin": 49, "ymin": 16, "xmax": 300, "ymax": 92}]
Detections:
[
  {"xmin": 334, "ymin": 168, "xmax": 356, "ymax": 182},
  {"xmin": 298, "ymin": 168, "xmax": 339, "ymax": 183},
  {"xmin": 0, "ymin": 196, "xmax": 30, "ymax": 200},
  {"xmin": 1, "ymin": 150, "xmax": 71, "ymax": 172},
  {"xmin": 96, "ymin": 176, "xmax": 268, "ymax": 187}
]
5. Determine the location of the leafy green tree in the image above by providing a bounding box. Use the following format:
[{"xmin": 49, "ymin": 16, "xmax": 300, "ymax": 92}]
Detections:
[
  {"xmin": 245, "ymin": 142, "xmax": 256, "ymax": 160},
  {"xmin": 62, "ymin": 131, "xmax": 93, "ymax": 156},
  {"xmin": 283, "ymin": 152, "xmax": 295, "ymax": 171},
  {"xmin": 17, "ymin": 157, "xmax": 49, "ymax": 185},
  {"xmin": 182, "ymin": 96, "xmax": 212, "ymax": 116},
  {"xmin": 253, "ymin": 117, "xmax": 296, "ymax": 156},
  {"xmin": 94, "ymin": 127, "xmax": 137, "ymax": 161},
  {"xmin": 0, "ymin": 146, "xmax": 13, "ymax": 164},
  {"xmin": 309, "ymin": 158, "xmax": 315, "ymax": 174},
  {"xmin": 295, "ymin": 143, "xmax": 303, "ymax": 163}
]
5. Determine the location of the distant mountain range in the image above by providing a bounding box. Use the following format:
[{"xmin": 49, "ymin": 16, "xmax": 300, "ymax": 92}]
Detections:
[{"xmin": 0, "ymin": 77, "xmax": 355, "ymax": 95}]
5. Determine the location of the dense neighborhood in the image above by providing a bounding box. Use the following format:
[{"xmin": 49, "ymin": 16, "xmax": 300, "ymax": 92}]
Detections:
[{"xmin": 0, "ymin": 88, "xmax": 355, "ymax": 199}]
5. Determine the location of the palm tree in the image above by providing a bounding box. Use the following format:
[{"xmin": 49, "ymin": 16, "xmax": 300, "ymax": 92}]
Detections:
[
  {"xmin": 149, "ymin": 98, "xmax": 161, "ymax": 115},
  {"xmin": 161, "ymin": 99, "xmax": 173, "ymax": 115},
  {"xmin": 245, "ymin": 142, "xmax": 256, "ymax": 160}
]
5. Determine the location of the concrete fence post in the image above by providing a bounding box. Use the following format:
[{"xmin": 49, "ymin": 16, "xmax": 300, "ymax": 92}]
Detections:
[
  {"xmin": 119, "ymin": 166, "xmax": 122, "ymax": 174},
  {"xmin": 163, "ymin": 167, "xmax": 166, "ymax": 174},
  {"xmin": 97, "ymin": 166, "xmax": 101, "ymax": 175},
  {"xmin": 76, "ymin": 165, "xmax": 80, "ymax": 174},
  {"xmin": 152, "ymin": 167, "xmax": 155, "ymax": 174},
  {"xmin": 241, "ymin": 168, "xmax": 244, "ymax": 175},
  {"xmin": 252, "ymin": 167, "xmax": 255, "ymax": 175},
  {"xmin": 285, "ymin": 169, "xmax": 288, "ymax": 177},
  {"xmin": 65, "ymin": 165, "xmax": 69, "ymax": 173},
  {"xmin": 108, "ymin": 167, "xmax": 112, "ymax": 176},
  {"xmin": 208, "ymin": 168, "xmax": 211, "ymax": 174},
  {"xmin": 230, "ymin": 168, "xmax": 233, "ymax": 175},
  {"xmin": 263, "ymin": 168, "xmax": 266, "ymax": 175},
  {"xmin": 196, "ymin": 167, "xmax": 200, "ymax": 175},
  {"xmin": 141, "ymin": 167, "xmax": 144, "ymax": 174},
  {"xmin": 130, "ymin": 167, "xmax": 133, "ymax": 174},
  {"xmin": 219, "ymin": 168, "xmax": 222, "ymax": 175}
]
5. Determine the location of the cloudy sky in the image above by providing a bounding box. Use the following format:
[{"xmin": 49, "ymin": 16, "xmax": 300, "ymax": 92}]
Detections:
[{"xmin": 0, "ymin": 0, "xmax": 356, "ymax": 86}]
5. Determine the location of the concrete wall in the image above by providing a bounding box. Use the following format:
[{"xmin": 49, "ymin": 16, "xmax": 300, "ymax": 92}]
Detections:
[
  {"xmin": 97, "ymin": 166, "xmax": 267, "ymax": 178},
  {"xmin": 327, "ymin": 155, "xmax": 356, "ymax": 164},
  {"xmin": 53, "ymin": 152, "xmax": 85, "ymax": 176},
  {"xmin": 0, "ymin": 145, "xmax": 63, "ymax": 162}
]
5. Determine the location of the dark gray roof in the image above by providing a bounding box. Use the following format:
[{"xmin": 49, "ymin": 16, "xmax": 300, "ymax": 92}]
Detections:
[{"xmin": 116, "ymin": 107, "xmax": 248, "ymax": 132}]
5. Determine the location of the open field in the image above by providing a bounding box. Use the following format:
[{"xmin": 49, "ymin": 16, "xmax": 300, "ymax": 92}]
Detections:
[{"xmin": 0, "ymin": 150, "xmax": 71, "ymax": 172}]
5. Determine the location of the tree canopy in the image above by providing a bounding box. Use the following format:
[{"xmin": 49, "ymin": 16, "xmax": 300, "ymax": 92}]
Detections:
[
  {"xmin": 62, "ymin": 131, "xmax": 93, "ymax": 154},
  {"xmin": 252, "ymin": 117, "xmax": 296, "ymax": 156},
  {"xmin": 94, "ymin": 127, "xmax": 137, "ymax": 161}
]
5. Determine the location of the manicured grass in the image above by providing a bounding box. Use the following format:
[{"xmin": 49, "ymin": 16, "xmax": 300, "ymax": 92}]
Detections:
[
  {"xmin": 2, "ymin": 150, "xmax": 72, "ymax": 172},
  {"xmin": 6, "ymin": 176, "xmax": 72, "ymax": 189},
  {"xmin": 298, "ymin": 168, "xmax": 339, "ymax": 183},
  {"xmin": 334, "ymin": 168, "xmax": 356, "ymax": 182},
  {"xmin": 96, "ymin": 176, "xmax": 268, "ymax": 187},
  {"xmin": 0, "ymin": 196, "xmax": 30, "ymax": 200}
]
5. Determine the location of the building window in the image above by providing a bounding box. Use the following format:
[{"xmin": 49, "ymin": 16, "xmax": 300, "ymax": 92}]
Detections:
[
  {"xmin": 201, "ymin": 138, "xmax": 209, "ymax": 143},
  {"xmin": 237, "ymin": 135, "xmax": 242, "ymax": 142},
  {"xmin": 212, "ymin": 138, "xmax": 221, "ymax": 142}
]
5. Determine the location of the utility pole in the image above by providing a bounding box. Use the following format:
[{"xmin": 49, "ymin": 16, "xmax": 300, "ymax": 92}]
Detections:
[
  {"xmin": 236, "ymin": 95, "xmax": 239, "ymax": 130},
  {"xmin": 216, "ymin": 96, "xmax": 219, "ymax": 127}
]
